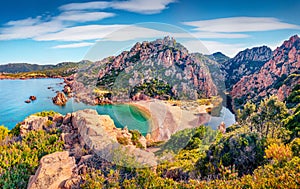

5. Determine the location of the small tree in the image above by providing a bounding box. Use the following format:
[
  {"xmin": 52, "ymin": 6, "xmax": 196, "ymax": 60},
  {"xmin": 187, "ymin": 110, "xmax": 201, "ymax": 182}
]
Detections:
[{"xmin": 248, "ymin": 95, "xmax": 289, "ymax": 139}]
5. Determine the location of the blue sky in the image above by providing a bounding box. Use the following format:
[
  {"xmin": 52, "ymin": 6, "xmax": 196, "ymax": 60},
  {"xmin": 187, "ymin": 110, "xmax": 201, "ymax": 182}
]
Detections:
[{"xmin": 0, "ymin": 0, "xmax": 299, "ymax": 64}]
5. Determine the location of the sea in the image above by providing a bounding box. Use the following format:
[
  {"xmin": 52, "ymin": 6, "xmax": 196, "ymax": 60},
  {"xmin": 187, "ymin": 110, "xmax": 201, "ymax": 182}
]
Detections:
[{"xmin": 0, "ymin": 78, "xmax": 235, "ymax": 134}]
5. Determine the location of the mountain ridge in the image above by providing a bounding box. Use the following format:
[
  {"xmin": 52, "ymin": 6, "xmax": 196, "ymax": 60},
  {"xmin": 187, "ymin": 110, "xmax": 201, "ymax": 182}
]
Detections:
[{"xmin": 231, "ymin": 35, "xmax": 300, "ymax": 108}]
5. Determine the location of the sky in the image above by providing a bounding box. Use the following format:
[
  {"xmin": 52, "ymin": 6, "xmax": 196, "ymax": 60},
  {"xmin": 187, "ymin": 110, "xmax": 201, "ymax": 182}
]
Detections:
[{"xmin": 0, "ymin": 0, "xmax": 299, "ymax": 64}]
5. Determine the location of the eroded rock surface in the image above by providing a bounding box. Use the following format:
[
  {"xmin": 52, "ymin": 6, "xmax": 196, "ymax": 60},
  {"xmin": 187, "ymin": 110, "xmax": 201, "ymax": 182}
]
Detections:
[{"xmin": 27, "ymin": 151, "xmax": 75, "ymax": 189}]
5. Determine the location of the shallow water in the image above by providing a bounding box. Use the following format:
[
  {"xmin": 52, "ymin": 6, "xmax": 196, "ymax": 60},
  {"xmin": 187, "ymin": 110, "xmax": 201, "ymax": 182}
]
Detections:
[
  {"xmin": 0, "ymin": 79, "xmax": 149, "ymax": 134},
  {"xmin": 0, "ymin": 78, "xmax": 235, "ymax": 134},
  {"xmin": 205, "ymin": 106, "xmax": 236, "ymax": 129}
]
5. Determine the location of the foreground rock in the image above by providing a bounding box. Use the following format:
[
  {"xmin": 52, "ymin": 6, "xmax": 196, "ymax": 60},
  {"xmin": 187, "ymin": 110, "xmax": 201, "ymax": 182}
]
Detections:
[
  {"xmin": 71, "ymin": 109, "xmax": 155, "ymax": 167},
  {"xmin": 27, "ymin": 151, "xmax": 75, "ymax": 189},
  {"xmin": 20, "ymin": 113, "xmax": 63, "ymax": 136},
  {"xmin": 53, "ymin": 92, "xmax": 67, "ymax": 106}
]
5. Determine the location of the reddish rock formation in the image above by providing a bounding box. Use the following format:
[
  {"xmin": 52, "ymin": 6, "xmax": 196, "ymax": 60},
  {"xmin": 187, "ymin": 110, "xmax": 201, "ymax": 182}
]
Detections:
[
  {"xmin": 95, "ymin": 37, "xmax": 218, "ymax": 100},
  {"xmin": 231, "ymin": 35, "xmax": 300, "ymax": 107},
  {"xmin": 94, "ymin": 97, "xmax": 113, "ymax": 105},
  {"xmin": 218, "ymin": 122, "xmax": 226, "ymax": 134},
  {"xmin": 63, "ymin": 85, "xmax": 71, "ymax": 94},
  {"xmin": 29, "ymin": 96, "xmax": 37, "ymax": 101},
  {"xmin": 53, "ymin": 92, "xmax": 67, "ymax": 106},
  {"xmin": 221, "ymin": 46, "xmax": 272, "ymax": 90}
]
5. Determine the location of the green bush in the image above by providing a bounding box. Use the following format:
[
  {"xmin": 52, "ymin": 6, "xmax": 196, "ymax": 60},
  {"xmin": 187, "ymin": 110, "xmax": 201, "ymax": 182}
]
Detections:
[
  {"xmin": 197, "ymin": 131, "xmax": 266, "ymax": 177},
  {"xmin": 9, "ymin": 123, "xmax": 21, "ymax": 136},
  {"xmin": 34, "ymin": 110, "xmax": 57, "ymax": 117},
  {"xmin": 158, "ymin": 125, "xmax": 218, "ymax": 154},
  {"xmin": 290, "ymin": 138, "xmax": 300, "ymax": 156},
  {"xmin": 0, "ymin": 125, "xmax": 9, "ymax": 141},
  {"xmin": 0, "ymin": 129, "xmax": 63, "ymax": 189}
]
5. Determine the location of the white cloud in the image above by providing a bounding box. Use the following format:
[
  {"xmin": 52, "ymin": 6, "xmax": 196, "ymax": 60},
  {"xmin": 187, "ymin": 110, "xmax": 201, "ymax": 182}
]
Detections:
[
  {"xmin": 181, "ymin": 40, "xmax": 245, "ymax": 57},
  {"xmin": 35, "ymin": 24, "xmax": 126, "ymax": 41},
  {"xmin": 112, "ymin": 0, "xmax": 176, "ymax": 14},
  {"xmin": 59, "ymin": 0, "xmax": 176, "ymax": 14},
  {"xmin": 33, "ymin": 23, "xmax": 251, "ymax": 42},
  {"xmin": 59, "ymin": 1, "xmax": 111, "ymax": 11},
  {"xmin": 183, "ymin": 17, "xmax": 300, "ymax": 33},
  {"xmin": 6, "ymin": 17, "xmax": 42, "ymax": 26},
  {"xmin": 0, "ymin": 18, "xmax": 65, "ymax": 40},
  {"xmin": 191, "ymin": 31, "xmax": 249, "ymax": 39},
  {"xmin": 0, "ymin": 10, "xmax": 115, "ymax": 41},
  {"xmin": 52, "ymin": 42, "xmax": 94, "ymax": 49},
  {"xmin": 56, "ymin": 11, "xmax": 115, "ymax": 22}
]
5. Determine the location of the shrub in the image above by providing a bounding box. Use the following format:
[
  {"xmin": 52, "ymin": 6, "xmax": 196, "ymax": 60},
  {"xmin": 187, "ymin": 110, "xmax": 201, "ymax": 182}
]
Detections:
[
  {"xmin": 265, "ymin": 142, "xmax": 292, "ymax": 162},
  {"xmin": 197, "ymin": 132, "xmax": 266, "ymax": 177},
  {"xmin": 0, "ymin": 129, "xmax": 63, "ymax": 188},
  {"xmin": 34, "ymin": 110, "xmax": 57, "ymax": 117},
  {"xmin": 290, "ymin": 138, "xmax": 300, "ymax": 157},
  {"xmin": 9, "ymin": 123, "xmax": 21, "ymax": 136},
  {"xmin": 81, "ymin": 169, "xmax": 105, "ymax": 189},
  {"xmin": 0, "ymin": 125, "xmax": 9, "ymax": 141},
  {"xmin": 117, "ymin": 136, "xmax": 129, "ymax": 145}
]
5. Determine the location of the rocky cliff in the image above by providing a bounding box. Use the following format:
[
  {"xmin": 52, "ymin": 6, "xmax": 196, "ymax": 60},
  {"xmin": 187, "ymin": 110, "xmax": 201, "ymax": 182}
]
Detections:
[
  {"xmin": 89, "ymin": 37, "xmax": 218, "ymax": 100},
  {"xmin": 222, "ymin": 46, "xmax": 272, "ymax": 90},
  {"xmin": 20, "ymin": 109, "xmax": 157, "ymax": 188},
  {"xmin": 231, "ymin": 35, "xmax": 300, "ymax": 107}
]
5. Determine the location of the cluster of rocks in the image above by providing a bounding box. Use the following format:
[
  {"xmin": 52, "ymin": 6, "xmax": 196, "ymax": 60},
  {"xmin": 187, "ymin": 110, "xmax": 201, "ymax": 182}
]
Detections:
[
  {"xmin": 20, "ymin": 109, "xmax": 156, "ymax": 189},
  {"xmin": 25, "ymin": 96, "xmax": 37, "ymax": 103},
  {"xmin": 94, "ymin": 97, "xmax": 112, "ymax": 105}
]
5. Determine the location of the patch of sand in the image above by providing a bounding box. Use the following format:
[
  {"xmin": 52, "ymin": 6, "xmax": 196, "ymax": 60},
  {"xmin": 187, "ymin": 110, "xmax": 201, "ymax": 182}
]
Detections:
[{"xmin": 131, "ymin": 100, "xmax": 211, "ymax": 141}]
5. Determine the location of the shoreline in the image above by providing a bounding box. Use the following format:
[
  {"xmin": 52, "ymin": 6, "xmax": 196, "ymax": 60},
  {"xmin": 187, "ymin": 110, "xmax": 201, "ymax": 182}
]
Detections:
[
  {"xmin": 0, "ymin": 75, "xmax": 63, "ymax": 80},
  {"xmin": 0, "ymin": 75, "xmax": 218, "ymax": 142},
  {"xmin": 129, "ymin": 100, "xmax": 211, "ymax": 142}
]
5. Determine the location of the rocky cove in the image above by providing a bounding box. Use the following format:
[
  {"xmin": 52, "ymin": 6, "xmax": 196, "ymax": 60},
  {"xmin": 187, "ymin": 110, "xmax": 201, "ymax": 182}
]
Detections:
[
  {"xmin": 0, "ymin": 78, "xmax": 235, "ymax": 142},
  {"xmin": 0, "ymin": 79, "xmax": 150, "ymax": 134}
]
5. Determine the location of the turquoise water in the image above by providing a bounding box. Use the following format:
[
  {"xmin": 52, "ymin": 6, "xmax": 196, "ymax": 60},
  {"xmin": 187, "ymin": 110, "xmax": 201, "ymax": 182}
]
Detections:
[{"xmin": 0, "ymin": 79, "xmax": 149, "ymax": 135}]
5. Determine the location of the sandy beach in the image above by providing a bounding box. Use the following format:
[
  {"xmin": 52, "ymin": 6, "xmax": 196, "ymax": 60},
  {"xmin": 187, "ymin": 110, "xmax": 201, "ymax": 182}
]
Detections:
[{"xmin": 131, "ymin": 100, "xmax": 211, "ymax": 141}]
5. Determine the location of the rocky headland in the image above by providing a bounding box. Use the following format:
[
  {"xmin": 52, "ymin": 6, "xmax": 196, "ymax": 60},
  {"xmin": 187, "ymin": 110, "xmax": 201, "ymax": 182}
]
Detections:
[{"xmin": 19, "ymin": 109, "xmax": 156, "ymax": 188}]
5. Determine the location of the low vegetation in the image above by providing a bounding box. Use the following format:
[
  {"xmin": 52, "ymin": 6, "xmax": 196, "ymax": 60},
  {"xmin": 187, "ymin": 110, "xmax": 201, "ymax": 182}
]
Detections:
[{"xmin": 0, "ymin": 126, "xmax": 63, "ymax": 189}]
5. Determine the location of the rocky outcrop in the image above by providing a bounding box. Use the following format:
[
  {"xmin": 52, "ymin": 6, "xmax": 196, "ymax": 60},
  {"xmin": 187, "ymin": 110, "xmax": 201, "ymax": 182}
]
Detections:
[
  {"xmin": 20, "ymin": 116, "xmax": 49, "ymax": 136},
  {"xmin": 231, "ymin": 35, "xmax": 300, "ymax": 107},
  {"xmin": 29, "ymin": 96, "xmax": 37, "ymax": 101},
  {"xmin": 74, "ymin": 37, "xmax": 218, "ymax": 102},
  {"xmin": 218, "ymin": 122, "xmax": 226, "ymax": 134},
  {"xmin": 53, "ymin": 92, "xmax": 67, "ymax": 106},
  {"xmin": 20, "ymin": 114, "xmax": 62, "ymax": 136},
  {"xmin": 70, "ymin": 109, "xmax": 155, "ymax": 167},
  {"xmin": 206, "ymin": 52, "xmax": 230, "ymax": 64},
  {"xmin": 222, "ymin": 46, "xmax": 272, "ymax": 90},
  {"xmin": 63, "ymin": 85, "xmax": 71, "ymax": 94},
  {"xmin": 27, "ymin": 151, "xmax": 75, "ymax": 189},
  {"xmin": 23, "ymin": 109, "xmax": 158, "ymax": 188},
  {"xmin": 94, "ymin": 97, "xmax": 113, "ymax": 105}
]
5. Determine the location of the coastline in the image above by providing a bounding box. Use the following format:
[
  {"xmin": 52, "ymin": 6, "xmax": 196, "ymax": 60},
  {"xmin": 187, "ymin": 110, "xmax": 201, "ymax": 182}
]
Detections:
[
  {"xmin": 129, "ymin": 100, "xmax": 211, "ymax": 142},
  {"xmin": 0, "ymin": 74, "xmax": 63, "ymax": 80},
  {"xmin": 0, "ymin": 75, "xmax": 213, "ymax": 142}
]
